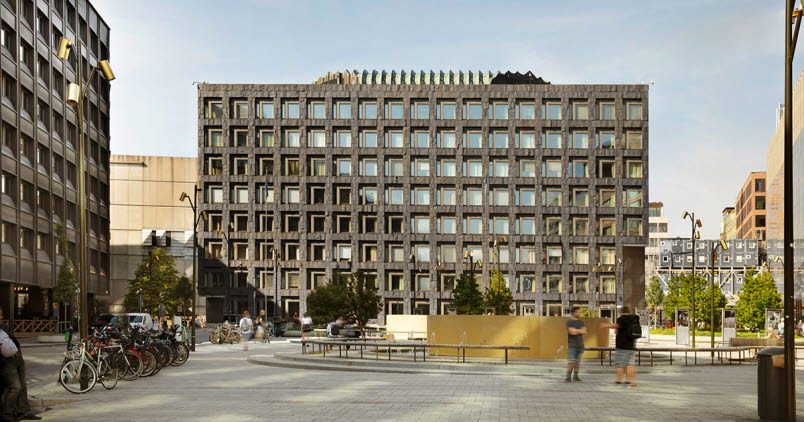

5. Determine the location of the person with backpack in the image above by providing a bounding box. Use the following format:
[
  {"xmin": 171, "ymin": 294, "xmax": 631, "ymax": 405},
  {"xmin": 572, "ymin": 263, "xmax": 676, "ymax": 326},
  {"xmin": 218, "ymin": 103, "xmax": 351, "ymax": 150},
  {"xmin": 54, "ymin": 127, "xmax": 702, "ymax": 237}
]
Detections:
[
  {"xmin": 601, "ymin": 306, "xmax": 641, "ymax": 387},
  {"xmin": 239, "ymin": 311, "xmax": 254, "ymax": 341}
]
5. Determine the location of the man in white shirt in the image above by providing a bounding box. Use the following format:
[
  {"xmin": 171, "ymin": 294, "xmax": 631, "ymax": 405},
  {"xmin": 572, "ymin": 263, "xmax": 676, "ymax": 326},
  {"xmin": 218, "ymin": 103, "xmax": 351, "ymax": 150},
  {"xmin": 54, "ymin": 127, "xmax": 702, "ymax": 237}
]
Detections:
[{"xmin": 0, "ymin": 306, "xmax": 40, "ymax": 421}]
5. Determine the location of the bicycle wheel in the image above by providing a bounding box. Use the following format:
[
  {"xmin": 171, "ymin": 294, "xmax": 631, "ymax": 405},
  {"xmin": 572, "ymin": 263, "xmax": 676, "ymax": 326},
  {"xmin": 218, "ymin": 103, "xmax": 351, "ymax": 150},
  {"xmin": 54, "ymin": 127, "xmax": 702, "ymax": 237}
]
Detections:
[
  {"xmin": 209, "ymin": 331, "xmax": 218, "ymax": 344},
  {"xmin": 229, "ymin": 331, "xmax": 242, "ymax": 344},
  {"xmin": 97, "ymin": 356, "xmax": 119, "ymax": 390},
  {"xmin": 59, "ymin": 359, "xmax": 97, "ymax": 394},
  {"xmin": 172, "ymin": 343, "xmax": 189, "ymax": 366},
  {"xmin": 155, "ymin": 345, "xmax": 172, "ymax": 367},
  {"xmin": 139, "ymin": 349, "xmax": 159, "ymax": 377},
  {"xmin": 120, "ymin": 350, "xmax": 144, "ymax": 381}
]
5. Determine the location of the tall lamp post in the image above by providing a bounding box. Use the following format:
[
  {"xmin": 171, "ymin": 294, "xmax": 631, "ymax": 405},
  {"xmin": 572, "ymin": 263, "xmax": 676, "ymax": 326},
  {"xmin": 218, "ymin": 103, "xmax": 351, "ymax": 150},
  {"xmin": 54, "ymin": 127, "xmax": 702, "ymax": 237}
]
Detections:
[
  {"xmin": 784, "ymin": 3, "xmax": 800, "ymax": 420},
  {"xmin": 681, "ymin": 211, "xmax": 701, "ymax": 347},
  {"xmin": 56, "ymin": 37, "xmax": 116, "ymax": 340},
  {"xmin": 463, "ymin": 250, "xmax": 482, "ymax": 278},
  {"xmin": 217, "ymin": 223, "xmax": 233, "ymax": 322},
  {"xmin": 269, "ymin": 247, "xmax": 281, "ymax": 317},
  {"xmin": 709, "ymin": 240, "xmax": 728, "ymax": 352},
  {"xmin": 179, "ymin": 186, "xmax": 207, "ymax": 352}
]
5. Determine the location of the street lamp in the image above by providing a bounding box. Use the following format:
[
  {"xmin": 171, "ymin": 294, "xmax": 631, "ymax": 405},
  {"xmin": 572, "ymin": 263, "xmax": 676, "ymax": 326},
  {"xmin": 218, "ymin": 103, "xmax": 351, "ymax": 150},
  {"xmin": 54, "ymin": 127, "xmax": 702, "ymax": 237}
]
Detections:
[
  {"xmin": 56, "ymin": 37, "xmax": 116, "ymax": 341},
  {"xmin": 682, "ymin": 211, "xmax": 701, "ymax": 347},
  {"xmin": 179, "ymin": 187, "xmax": 208, "ymax": 351},
  {"xmin": 709, "ymin": 239, "xmax": 728, "ymax": 351},
  {"xmin": 217, "ymin": 223, "xmax": 233, "ymax": 322},
  {"xmin": 268, "ymin": 247, "xmax": 281, "ymax": 317}
]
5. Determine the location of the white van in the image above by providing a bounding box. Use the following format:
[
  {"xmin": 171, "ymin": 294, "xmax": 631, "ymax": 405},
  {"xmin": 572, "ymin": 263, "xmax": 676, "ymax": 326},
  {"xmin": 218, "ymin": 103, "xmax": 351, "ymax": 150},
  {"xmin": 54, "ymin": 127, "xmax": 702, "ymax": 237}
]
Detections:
[{"xmin": 109, "ymin": 313, "xmax": 154, "ymax": 331}]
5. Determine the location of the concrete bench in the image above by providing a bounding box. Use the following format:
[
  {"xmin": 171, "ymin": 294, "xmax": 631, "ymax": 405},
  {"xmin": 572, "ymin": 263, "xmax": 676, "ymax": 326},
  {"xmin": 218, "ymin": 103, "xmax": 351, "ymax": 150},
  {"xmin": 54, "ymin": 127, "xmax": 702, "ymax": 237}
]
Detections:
[{"xmin": 301, "ymin": 340, "xmax": 529, "ymax": 364}]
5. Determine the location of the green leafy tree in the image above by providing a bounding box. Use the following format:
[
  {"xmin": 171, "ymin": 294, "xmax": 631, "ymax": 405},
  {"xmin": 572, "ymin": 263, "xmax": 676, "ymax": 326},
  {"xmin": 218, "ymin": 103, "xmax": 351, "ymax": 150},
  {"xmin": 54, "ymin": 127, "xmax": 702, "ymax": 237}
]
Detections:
[
  {"xmin": 645, "ymin": 275, "xmax": 665, "ymax": 327},
  {"xmin": 663, "ymin": 274, "xmax": 709, "ymax": 327},
  {"xmin": 737, "ymin": 268, "xmax": 781, "ymax": 332},
  {"xmin": 122, "ymin": 249, "xmax": 181, "ymax": 315},
  {"xmin": 347, "ymin": 271, "xmax": 382, "ymax": 333},
  {"xmin": 172, "ymin": 276, "xmax": 193, "ymax": 316},
  {"xmin": 452, "ymin": 272, "xmax": 484, "ymax": 315},
  {"xmin": 52, "ymin": 223, "xmax": 77, "ymax": 323},
  {"xmin": 305, "ymin": 272, "xmax": 350, "ymax": 325},
  {"xmin": 699, "ymin": 282, "xmax": 727, "ymax": 329},
  {"xmin": 483, "ymin": 269, "xmax": 513, "ymax": 315}
]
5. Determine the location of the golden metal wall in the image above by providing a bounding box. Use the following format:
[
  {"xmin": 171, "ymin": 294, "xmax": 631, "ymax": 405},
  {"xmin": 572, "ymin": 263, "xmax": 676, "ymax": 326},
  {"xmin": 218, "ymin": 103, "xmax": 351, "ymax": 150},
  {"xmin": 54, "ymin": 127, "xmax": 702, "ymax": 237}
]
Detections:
[{"xmin": 426, "ymin": 315, "xmax": 611, "ymax": 359}]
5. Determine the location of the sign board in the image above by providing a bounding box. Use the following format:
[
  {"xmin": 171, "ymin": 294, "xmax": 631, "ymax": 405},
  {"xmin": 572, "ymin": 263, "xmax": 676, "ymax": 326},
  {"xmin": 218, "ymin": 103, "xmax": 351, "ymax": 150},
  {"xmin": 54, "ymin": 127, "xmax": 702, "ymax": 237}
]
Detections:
[
  {"xmin": 765, "ymin": 308, "xmax": 782, "ymax": 336},
  {"xmin": 722, "ymin": 308, "xmax": 737, "ymax": 345},
  {"xmin": 676, "ymin": 308, "xmax": 691, "ymax": 346},
  {"xmin": 636, "ymin": 308, "xmax": 650, "ymax": 343},
  {"xmin": 177, "ymin": 305, "xmax": 183, "ymax": 314}
]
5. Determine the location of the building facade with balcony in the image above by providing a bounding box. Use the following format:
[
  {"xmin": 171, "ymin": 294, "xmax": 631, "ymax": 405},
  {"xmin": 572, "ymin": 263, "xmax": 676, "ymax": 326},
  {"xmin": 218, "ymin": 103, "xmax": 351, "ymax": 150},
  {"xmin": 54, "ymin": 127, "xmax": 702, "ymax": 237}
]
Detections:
[
  {"xmin": 0, "ymin": 0, "xmax": 111, "ymax": 330},
  {"xmin": 196, "ymin": 71, "xmax": 649, "ymax": 323}
]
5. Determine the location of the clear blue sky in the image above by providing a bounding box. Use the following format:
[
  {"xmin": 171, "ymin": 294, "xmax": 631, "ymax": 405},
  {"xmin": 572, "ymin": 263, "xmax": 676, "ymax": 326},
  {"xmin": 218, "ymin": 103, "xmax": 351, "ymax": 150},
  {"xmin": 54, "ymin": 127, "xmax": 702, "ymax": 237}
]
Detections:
[{"xmin": 97, "ymin": 0, "xmax": 800, "ymax": 238}]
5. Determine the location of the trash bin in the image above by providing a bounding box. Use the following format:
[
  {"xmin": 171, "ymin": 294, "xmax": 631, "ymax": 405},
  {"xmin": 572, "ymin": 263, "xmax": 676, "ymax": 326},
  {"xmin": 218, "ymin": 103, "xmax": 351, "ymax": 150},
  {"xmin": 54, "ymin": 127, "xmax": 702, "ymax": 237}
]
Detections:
[{"xmin": 757, "ymin": 347, "xmax": 786, "ymax": 421}]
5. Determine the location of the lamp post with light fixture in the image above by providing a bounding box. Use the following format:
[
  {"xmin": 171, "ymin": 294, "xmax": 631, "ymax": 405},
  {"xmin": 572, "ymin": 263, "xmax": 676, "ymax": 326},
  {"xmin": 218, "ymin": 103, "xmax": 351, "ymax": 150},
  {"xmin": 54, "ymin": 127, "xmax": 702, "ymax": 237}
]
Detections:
[
  {"xmin": 179, "ymin": 185, "xmax": 208, "ymax": 351},
  {"xmin": 709, "ymin": 239, "xmax": 728, "ymax": 351},
  {"xmin": 217, "ymin": 224, "xmax": 233, "ymax": 322},
  {"xmin": 56, "ymin": 37, "xmax": 115, "ymax": 341},
  {"xmin": 682, "ymin": 211, "xmax": 701, "ymax": 347}
]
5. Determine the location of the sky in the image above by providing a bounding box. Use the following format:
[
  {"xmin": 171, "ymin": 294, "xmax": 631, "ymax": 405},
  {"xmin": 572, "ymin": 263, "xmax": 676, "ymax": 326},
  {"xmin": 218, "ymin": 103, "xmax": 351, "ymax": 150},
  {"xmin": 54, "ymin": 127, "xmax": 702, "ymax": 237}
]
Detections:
[{"xmin": 96, "ymin": 0, "xmax": 802, "ymax": 239}]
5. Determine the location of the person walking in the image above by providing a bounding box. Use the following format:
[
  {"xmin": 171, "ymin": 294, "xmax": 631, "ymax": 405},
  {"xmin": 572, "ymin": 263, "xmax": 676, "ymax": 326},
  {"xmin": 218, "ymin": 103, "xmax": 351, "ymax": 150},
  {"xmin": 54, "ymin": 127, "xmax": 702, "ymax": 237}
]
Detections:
[
  {"xmin": 0, "ymin": 306, "xmax": 41, "ymax": 421},
  {"xmin": 565, "ymin": 306, "xmax": 587, "ymax": 382},
  {"xmin": 239, "ymin": 311, "xmax": 254, "ymax": 351},
  {"xmin": 300, "ymin": 313, "xmax": 313, "ymax": 339},
  {"xmin": 601, "ymin": 306, "xmax": 640, "ymax": 387}
]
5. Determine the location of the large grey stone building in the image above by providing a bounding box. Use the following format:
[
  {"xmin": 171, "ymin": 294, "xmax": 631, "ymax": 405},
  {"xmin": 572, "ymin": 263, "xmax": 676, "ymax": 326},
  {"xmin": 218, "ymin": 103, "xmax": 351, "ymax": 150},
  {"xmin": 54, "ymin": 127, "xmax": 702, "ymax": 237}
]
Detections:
[
  {"xmin": 197, "ymin": 71, "xmax": 648, "ymax": 323},
  {"xmin": 0, "ymin": 0, "xmax": 111, "ymax": 325}
]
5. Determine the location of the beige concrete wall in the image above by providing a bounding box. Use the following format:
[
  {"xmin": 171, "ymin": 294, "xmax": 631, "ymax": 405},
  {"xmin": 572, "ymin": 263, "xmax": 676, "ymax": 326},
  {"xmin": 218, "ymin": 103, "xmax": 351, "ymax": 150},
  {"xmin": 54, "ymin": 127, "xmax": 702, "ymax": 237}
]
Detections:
[
  {"xmin": 385, "ymin": 315, "xmax": 428, "ymax": 340},
  {"xmin": 109, "ymin": 155, "xmax": 200, "ymax": 314},
  {"xmin": 426, "ymin": 315, "xmax": 610, "ymax": 360}
]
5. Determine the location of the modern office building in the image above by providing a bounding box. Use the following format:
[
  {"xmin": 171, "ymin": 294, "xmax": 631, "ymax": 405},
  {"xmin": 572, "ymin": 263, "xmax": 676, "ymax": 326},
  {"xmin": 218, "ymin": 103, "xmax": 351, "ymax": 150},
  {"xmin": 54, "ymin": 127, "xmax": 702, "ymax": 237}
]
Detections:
[
  {"xmin": 720, "ymin": 207, "xmax": 736, "ymax": 240},
  {"xmin": 655, "ymin": 238, "xmax": 762, "ymax": 300},
  {"xmin": 645, "ymin": 202, "xmax": 668, "ymax": 285},
  {"xmin": 197, "ymin": 71, "xmax": 649, "ymax": 323},
  {"xmin": 735, "ymin": 172, "xmax": 766, "ymax": 240},
  {"xmin": 109, "ymin": 155, "xmax": 199, "ymax": 313},
  {"xmin": 0, "ymin": 0, "xmax": 111, "ymax": 327}
]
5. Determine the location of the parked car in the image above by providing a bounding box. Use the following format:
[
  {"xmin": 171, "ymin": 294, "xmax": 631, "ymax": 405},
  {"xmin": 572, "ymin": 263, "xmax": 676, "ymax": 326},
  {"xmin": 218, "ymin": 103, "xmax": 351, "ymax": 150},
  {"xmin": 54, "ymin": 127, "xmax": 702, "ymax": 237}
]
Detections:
[{"xmin": 109, "ymin": 313, "xmax": 154, "ymax": 331}]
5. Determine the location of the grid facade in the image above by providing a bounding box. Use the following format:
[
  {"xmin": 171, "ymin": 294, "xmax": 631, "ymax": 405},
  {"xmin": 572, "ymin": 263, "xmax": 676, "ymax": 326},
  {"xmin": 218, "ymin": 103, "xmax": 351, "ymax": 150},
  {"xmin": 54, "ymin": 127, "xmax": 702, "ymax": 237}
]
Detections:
[
  {"xmin": 0, "ymin": 0, "xmax": 111, "ymax": 306},
  {"xmin": 197, "ymin": 80, "xmax": 648, "ymax": 323}
]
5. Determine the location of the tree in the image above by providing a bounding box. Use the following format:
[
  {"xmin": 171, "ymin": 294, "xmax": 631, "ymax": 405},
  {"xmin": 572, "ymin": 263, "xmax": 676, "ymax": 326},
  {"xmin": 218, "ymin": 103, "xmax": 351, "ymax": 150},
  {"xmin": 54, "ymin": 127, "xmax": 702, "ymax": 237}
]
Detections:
[
  {"xmin": 483, "ymin": 269, "xmax": 513, "ymax": 315},
  {"xmin": 172, "ymin": 276, "xmax": 193, "ymax": 316},
  {"xmin": 452, "ymin": 272, "xmax": 484, "ymax": 315},
  {"xmin": 663, "ymin": 274, "xmax": 709, "ymax": 327},
  {"xmin": 737, "ymin": 268, "xmax": 781, "ymax": 332},
  {"xmin": 645, "ymin": 275, "xmax": 665, "ymax": 327},
  {"xmin": 699, "ymin": 282, "xmax": 727, "ymax": 329},
  {"xmin": 52, "ymin": 223, "xmax": 77, "ymax": 323},
  {"xmin": 305, "ymin": 272, "xmax": 350, "ymax": 325},
  {"xmin": 347, "ymin": 271, "xmax": 382, "ymax": 333},
  {"xmin": 122, "ymin": 249, "xmax": 181, "ymax": 316}
]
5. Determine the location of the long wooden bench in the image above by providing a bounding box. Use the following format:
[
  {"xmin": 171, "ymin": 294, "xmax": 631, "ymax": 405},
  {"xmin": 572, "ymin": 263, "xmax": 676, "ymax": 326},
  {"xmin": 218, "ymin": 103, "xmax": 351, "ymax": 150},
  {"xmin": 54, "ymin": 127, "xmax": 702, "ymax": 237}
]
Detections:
[
  {"xmin": 585, "ymin": 346, "xmax": 751, "ymax": 366},
  {"xmin": 301, "ymin": 340, "xmax": 529, "ymax": 364}
]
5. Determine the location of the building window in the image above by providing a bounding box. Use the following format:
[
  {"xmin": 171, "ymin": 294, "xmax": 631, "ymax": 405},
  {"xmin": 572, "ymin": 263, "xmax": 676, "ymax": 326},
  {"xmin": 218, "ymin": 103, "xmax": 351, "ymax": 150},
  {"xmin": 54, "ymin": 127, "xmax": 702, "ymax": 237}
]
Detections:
[
  {"xmin": 599, "ymin": 160, "xmax": 616, "ymax": 178},
  {"xmin": 543, "ymin": 102, "xmax": 561, "ymax": 120},
  {"xmin": 415, "ymin": 245, "xmax": 430, "ymax": 263},
  {"xmin": 413, "ymin": 131, "xmax": 429, "ymax": 148},
  {"xmin": 465, "ymin": 132, "xmax": 483, "ymax": 149},
  {"xmin": 283, "ymin": 101, "xmax": 300, "ymax": 118},
  {"xmin": 385, "ymin": 100, "xmax": 404, "ymax": 119},
  {"xmin": 387, "ymin": 188, "xmax": 404, "ymax": 205},
  {"xmin": 491, "ymin": 131, "xmax": 508, "ymax": 149},
  {"xmin": 623, "ymin": 189, "xmax": 643, "ymax": 207},
  {"xmin": 441, "ymin": 245, "xmax": 457, "ymax": 263},
  {"xmin": 232, "ymin": 157, "xmax": 248, "ymax": 175},
  {"xmin": 334, "ymin": 244, "xmax": 352, "ymax": 261},
  {"xmin": 464, "ymin": 101, "xmax": 482, "ymax": 119},
  {"xmin": 491, "ymin": 102, "xmax": 508, "ymax": 119},
  {"xmin": 232, "ymin": 101, "xmax": 248, "ymax": 119},
  {"xmin": 412, "ymin": 188, "xmax": 429, "ymax": 205},
  {"xmin": 626, "ymin": 102, "xmax": 642, "ymax": 120},
  {"xmin": 336, "ymin": 131, "xmax": 351, "ymax": 148},
  {"xmin": 516, "ymin": 102, "xmax": 536, "ymax": 119},
  {"xmin": 438, "ymin": 188, "xmax": 457, "ymax": 206},
  {"xmin": 492, "ymin": 160, "xmax": 508, "ymax": 177},
  {"xmin": 465, "ymin": 189, "xmax": 483, "ymax": 206},
  {"xmin": 572, "ymin": 132, "xmax": 589, "ymax": 149},
  {"xmin": 359, "ymin": 100, "xmax": 377, "ymax": 119},
  {"xmin": 465, "ymin": 160, "xmax": 483, "ymax": 177},
  {"xmin": 573, "ymin": 218, "xmax": 589, "ymax": 236},
  {"xmin": 386, "ymin": 159, "xmax": 404, "ymax": 176},
  {"xmin": 387, "ymin": 274, "xmax": 404, "ymax": 291},
  {"xmin": 626, "ymin": 218, "xmax": 643, "ymax": 236},
  {"xmin": 439, "ymin": 217, "xmax": 457, "ymax": 234},
  {"xmin": 360, "ymin": 159, "xmax": 377, "ymax": 177},
  {"xmin": 542, "ymin": 160, "xmax": 562, "ymax": 178},
  {"xmin": 258, "ymin": 100, "xmax": 274, "ymax": 118},
  {"xmin": 543, "ymin": 189, "xmax": 562, "ymax": 207},
  {"xmin": 207, "ymin": 129, "xmax": 223, "ymax": 147},
  {"xmin": 360, "ymin": 130, "xmax": 378, "ymax": 148},
  {"xmin": 336, "ymin": 158, "xmax": 351, "ymax": 176},
  {"xmin": 600, "ymin": 276, "xmax": 615, "ymax": 294},
  {"xmin": 517, "ymin": 217, "xmax": 536, "ymax": 235},
  {"xmin": 334, "ymin": 101, "xmax": 351, "ymax": 119},
  {"xmin": 626, "ymin": 161, "xmax": 642, "ymax": 178},
  {"xmin": 284, "ymin": 130, "xmax": 300, "ymax": 147},
  {"xmin": 258, "ymin": 129, "xmax": 274, "ymax": 147},
  {"xmin": 545, "ymin": 217, "xmax": 561, "ymax": 235},
  {"xmin": 599, "ymin": 218, "xmax": 616, "ymax": 236},
  {"xmin": 598, "ymin": 132, "xmax": 616, "ymax": 149},
  {"xmin": 436, "ymin": 100, "xmax": 457, "ymax": 119},
  {"xmin": 208, "ymin": 186, "xmax": 223, "ymax": 203},
  {"xmin": 573, "ymin": 248, "xmax": 590, "ymax": 265},
  {"xmin": 413, "ymin": 159, "xmax": 430, "ymax": 176},
  {"xmin": 438, "ymin": 131, "xmax": 457, "ymax": 148},
  {"xmin": 573, "ymin": 189, "xmax": 589, "ymax": 207},
  {"xmin": 626, "ymin": 132, "xmax": 643, "ymax": 149},
  {"xmin": 309, "ymin": 130, "xmax": 326, "ymax": 148},
  {"xmin": 491, "ymin": 217, "xmax": 509, "ymax": 235},
  {"xmin": 517, "ymin": 189, "xmax": 536, "ymax": 206},
  {"xmin": 388, "ymin": 245, "xmax": 404, "ymax": 262},
  {"xmin": 285, "ymin": 187, "xmax": 300, "ymax": 204},
  {"xmin": 310, "ymin": 158, "xmax": 326, "ymax": 176},
  {"xmin": 464, "ymin": 217, "xmax": 483, "ymax": 235},
  {"xmin": 599, "ymin": 102, "xmax": 615, "ymax": 120},
  {"xmin": 543, "ymin": 132, "xmax": 562, "ymax": 149},
  {"xmin": 362, "ymin": 187, "xmax": 378, "ymax": 204},
  {"xmin": 386, "ymin": 131, "xmax": 404, "ymax": 148},
  {"xmin": 544, "ymin": 275, "xmax": 562, "ymax": 293},
  {"xmin": 546, "ymin": 247, "xmax": 562, "ymax": 264},
  {"xmin": 598, "ymin": 189, "xmax": 616, "ymax": 207},
  {"xmin": 232, "ymin": 186, "xmax": 249, "ymax": 204},
  {"xmin": 411, "ymin": 101, "xmax": 429, "ymax": 119},
  {"xmin": 491, "ymin": 189, "xmax": 509, "ymax": 206},
  {"xmin": 572, "ymin": 102, "xmax": 589, "ymax": 120}
]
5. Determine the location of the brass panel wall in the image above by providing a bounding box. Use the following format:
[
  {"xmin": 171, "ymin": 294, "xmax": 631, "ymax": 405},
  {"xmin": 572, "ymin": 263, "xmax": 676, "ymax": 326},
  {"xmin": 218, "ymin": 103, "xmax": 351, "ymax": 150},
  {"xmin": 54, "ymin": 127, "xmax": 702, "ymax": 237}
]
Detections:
[{"xmin": 426, "ymin": 315, "xmax": 610, "ymax": 359}]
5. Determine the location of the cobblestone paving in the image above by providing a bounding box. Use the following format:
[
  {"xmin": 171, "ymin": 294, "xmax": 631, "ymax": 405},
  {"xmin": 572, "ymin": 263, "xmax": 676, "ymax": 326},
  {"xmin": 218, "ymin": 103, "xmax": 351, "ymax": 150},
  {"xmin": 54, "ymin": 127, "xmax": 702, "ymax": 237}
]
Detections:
[{"xmin": 30, "ymin": 341, "xmax": 804, "ymax": 422}]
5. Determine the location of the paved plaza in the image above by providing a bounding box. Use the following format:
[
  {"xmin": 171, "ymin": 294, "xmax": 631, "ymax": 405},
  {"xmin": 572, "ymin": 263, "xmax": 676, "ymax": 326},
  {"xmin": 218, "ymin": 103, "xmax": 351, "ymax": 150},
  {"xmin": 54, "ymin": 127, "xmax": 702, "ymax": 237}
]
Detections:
[{"xmin": 18, "ymin": 340, "xmax": 804, "ymax": 421}]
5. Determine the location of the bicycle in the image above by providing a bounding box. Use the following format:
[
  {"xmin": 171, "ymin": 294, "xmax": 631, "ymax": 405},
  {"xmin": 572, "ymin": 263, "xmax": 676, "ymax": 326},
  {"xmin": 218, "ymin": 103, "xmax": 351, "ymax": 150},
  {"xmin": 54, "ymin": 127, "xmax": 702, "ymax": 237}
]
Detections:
[{"xmin": 59, "ymin": 329, "xmax": 120, "ymax": 393}]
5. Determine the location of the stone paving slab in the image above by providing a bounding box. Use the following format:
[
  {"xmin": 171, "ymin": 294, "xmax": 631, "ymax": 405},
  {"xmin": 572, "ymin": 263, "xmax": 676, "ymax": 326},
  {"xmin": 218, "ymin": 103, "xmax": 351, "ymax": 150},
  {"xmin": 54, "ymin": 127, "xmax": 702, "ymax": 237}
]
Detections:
[{"xmin": 28, "ymin": 341, "xmax": 804, "ymax": 421}]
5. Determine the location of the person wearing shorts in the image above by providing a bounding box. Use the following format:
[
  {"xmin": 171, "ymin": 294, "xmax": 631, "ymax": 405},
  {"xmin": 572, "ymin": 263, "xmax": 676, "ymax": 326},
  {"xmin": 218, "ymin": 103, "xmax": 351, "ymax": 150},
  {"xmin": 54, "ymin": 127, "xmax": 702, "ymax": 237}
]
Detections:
[
  {"xmin": 602, "ymin": 306, "xmax": 639, "ymax": 387},
  {"xmin": 565, "ymin": 307, "xmax": 587, "ymax": 382}
]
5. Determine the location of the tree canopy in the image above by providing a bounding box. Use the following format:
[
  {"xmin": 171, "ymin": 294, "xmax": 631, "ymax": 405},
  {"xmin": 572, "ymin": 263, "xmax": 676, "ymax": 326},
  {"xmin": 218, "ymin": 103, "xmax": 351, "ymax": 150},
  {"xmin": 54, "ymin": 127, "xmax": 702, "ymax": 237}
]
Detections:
[
  {"xmin": 122, "ymin": 249, "xmax": 182, "ymax": 316},
  {"xmin": 52, "ymin": 223, "xmax": 77, "ymax": 305},
  {"xmin": 305, "ymin": 272, "xmax": 350, "ymax": 325},
  {"xmin": 347, "ymin": 271, "xmax": 382, "ymax": 331},
  {"xmin": 483, "ymin": 269, "xmax": 513, "ymax": 315},
  {"xmin": 452, "ymin": 272, "xmax": 484, "ymax": 315},
  {"xmin": 645, "ymin": 275, "xmax": 665, "ymax": 326},
  {"xmin": 737, "ymin": 268, "xmax": 781, "ymax": 332}
]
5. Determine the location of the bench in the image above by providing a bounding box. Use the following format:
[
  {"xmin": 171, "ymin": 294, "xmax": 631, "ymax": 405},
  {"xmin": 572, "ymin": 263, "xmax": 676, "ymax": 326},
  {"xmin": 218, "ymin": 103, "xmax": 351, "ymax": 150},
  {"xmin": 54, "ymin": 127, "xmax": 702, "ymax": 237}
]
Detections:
[
  {"xmin": 729, "ymin": 338, "xmax": 783, "ymax": 347},
  {"xmin": 585, "ymin": 346, "xmax": 752, "ymax": 366},
  {"xmin": 301, "ymin": 340, "xmax": 529, "ymax": 364}
]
